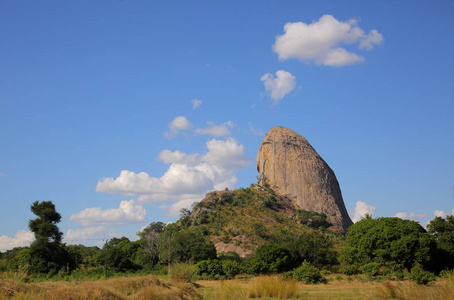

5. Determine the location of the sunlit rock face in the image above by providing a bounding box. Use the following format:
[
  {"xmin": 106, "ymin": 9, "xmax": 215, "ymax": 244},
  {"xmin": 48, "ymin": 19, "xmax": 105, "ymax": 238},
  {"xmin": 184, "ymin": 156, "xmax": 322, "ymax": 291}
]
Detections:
[{"xmin": 257, "ymin": 126, "xmax": 353, "ymax": 233}]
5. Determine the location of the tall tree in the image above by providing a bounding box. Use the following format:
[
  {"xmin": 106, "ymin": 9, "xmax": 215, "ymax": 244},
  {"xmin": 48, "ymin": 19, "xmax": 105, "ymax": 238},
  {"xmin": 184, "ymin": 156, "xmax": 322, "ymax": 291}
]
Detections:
[
  {"xmin": 28, "ymin": 201, "xmax": 74, "ymax": 275},
  {"xmin": 427, "ymin": 215, "xmax": 454, "ymax": 271},
  {"xmin": 29, "ymin": 201, "xmax": 63, "ymax": 243}
]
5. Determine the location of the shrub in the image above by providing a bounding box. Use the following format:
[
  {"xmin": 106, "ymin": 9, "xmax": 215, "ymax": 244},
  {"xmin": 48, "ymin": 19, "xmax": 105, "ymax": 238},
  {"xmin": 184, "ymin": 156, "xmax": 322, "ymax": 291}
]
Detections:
[
  {"xmin": 222, "ymin": 260, "xmax": 243, "ymax": 279},
  {"xmin": 360, "ymin": 262, "xmax": 381, "ymax": 277},
  {"xmin": 194, "ymin": 259, "xmax": 223, "ymax": 279},
  {"xmin": 340, "ymin": 265, "xmax": 358, "ymax": 276},
  {"xmin": 410, "ymin": 266, "xmax": 435, "ymax": 285},
  {"xmin": 285, "ymin": 261, "xmax": 326, "ymax": 284}
]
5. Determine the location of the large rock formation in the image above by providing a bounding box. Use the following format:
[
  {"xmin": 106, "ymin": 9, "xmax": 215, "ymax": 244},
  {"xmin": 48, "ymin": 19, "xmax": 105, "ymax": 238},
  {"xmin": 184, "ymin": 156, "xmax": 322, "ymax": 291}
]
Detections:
[{"xmin": 257, "ymin": 126, "xmax": 353, "ymax": 232}]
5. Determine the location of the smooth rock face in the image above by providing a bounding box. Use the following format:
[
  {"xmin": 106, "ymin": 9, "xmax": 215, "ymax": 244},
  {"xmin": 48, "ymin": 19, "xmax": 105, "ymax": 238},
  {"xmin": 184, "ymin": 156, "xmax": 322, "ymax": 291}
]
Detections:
[{"xmin": 257, "ymin": 126, "xmax": 353, "ymax": 232}]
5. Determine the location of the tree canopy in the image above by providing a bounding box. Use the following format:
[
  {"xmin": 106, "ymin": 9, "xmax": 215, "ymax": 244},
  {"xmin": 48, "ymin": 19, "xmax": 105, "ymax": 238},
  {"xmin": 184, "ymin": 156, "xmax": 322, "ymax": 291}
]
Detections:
[{"xmin": 343, "ymin": 217, "xmax": 435, "ymax": 270}]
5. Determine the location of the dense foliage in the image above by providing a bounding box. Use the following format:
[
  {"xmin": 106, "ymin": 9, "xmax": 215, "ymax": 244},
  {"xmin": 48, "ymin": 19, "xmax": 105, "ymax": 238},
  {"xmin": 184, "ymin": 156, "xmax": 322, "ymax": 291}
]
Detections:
[{"xmin": 343, "ymin": 217, "xmax": 435, "ymax": 270}]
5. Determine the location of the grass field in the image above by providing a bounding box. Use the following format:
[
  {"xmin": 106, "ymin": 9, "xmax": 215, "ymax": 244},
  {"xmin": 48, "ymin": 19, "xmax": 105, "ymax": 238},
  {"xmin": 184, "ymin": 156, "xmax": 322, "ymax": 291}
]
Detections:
[{"xmin": 1, "ymin": 272, "xmax": 454, "ymax": 299}]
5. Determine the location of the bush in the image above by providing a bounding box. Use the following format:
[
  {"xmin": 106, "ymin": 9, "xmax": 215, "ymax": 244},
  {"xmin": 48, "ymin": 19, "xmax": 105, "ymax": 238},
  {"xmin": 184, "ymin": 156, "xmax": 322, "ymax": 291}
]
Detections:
[
  {"xmin": 222, "ymin": 260, "xmax": 243, "ymax": 279},
  {"xmin": 340, "ymin": 265, "xmax": 358, "ymax": 276},
  {"xmin": 360, "ymin": 262, "xmax": 381, "ymax": 277},
  {"xmin": 410, "ymin": 266, "xmax": 435, "ymax": 285},
  {"xmin": 194, "ymin": 259, "xmax": 243, "ymax": 279},
  {"xmin": 285, "ymin": 261, "xmax": 326, "ymax": 284}
]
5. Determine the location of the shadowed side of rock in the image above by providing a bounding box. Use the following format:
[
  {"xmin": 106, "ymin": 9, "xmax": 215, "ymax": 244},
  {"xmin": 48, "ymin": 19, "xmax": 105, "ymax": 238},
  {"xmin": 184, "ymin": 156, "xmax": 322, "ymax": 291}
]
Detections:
[{"xmin": 257, "ymin": 126, "xmax": 353, "ymax": 232}]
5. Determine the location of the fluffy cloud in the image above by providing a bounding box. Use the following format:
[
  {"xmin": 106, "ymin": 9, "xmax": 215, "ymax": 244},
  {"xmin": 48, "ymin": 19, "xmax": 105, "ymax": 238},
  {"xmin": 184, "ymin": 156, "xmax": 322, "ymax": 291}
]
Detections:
[
  {"xmin": 96, "ymin": 138, "xmax": 252, "ymax": 206},
  {"xmin": 273, "ymin": 15, "xmax": 383, "ymax": 67},
  {"xmin": 434, "ymin": 209, "xmax": 454, "ymax": 218},
  {"xmin": 394, "ymin": 212, "xmax": 428, "ymax": 221},
  {"xmin": 261, "ymin": 70, "xmax": 296, "ymax": 102},
  {"xmin": 159, "ymin": 197, "xmax": 201, "ymax": 217},
  {"xmin": 64, "ymin": 226, "xmax": 114, "ymax": 244},
  {"xmin": 69, "ymin": 200, "xmax": 146, "ymax": 226},
  {"xmin": 191, "ymin": 99, "xmax": 202, "ymax": 110},
  {"xmin": 195, "ymin": 121, "xmax": 234, "ymax": 137},
  {"xmin": 352, "ymin": 201, "xmax": 376, "ymax": 223},
  {"xmin": 164, "ymin": 116, "xmax": 193, "ymax": 138},
  {"xmin": 0, "ymin": 230, "xmax": 34, "ymax": 251}
]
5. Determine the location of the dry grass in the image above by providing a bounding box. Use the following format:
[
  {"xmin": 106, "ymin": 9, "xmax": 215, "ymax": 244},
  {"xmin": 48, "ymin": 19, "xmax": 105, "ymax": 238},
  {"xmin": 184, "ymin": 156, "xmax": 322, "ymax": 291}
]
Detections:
[
  {"xmin": 376, "ymin": 280, "xmax": 454, "ymax": 300},
  {"xmin": 200, "ymin": 275, "xmax": 297, "ymax": 299},
  {"xmin": 168, "ymin": 262, "xmax": 195, "ymax": 283},
  {"xmin": 2, "ymin": 272, "xmax": 454, "ymax": 300},
  {"xmin": 0, "ymin": 275, "xmax": 201, "ymax": 300}
]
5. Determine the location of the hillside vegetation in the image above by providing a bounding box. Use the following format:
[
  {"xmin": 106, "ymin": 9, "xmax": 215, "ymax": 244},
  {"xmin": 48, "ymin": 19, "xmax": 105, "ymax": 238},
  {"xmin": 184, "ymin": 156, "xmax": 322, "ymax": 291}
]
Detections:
[{"xmin": 183, "ymin": 185, "xmax": 339, "ymax": 257}]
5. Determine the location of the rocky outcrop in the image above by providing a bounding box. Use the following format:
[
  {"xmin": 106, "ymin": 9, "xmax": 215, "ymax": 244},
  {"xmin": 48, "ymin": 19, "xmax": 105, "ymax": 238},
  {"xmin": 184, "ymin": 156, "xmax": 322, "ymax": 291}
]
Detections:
[{"xmin": 257, "ymin": 126, "xmax": 353, "ymax": 232}]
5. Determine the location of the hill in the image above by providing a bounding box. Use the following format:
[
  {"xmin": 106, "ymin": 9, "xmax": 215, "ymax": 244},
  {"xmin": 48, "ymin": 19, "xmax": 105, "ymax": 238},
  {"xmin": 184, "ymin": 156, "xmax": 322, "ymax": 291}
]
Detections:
[{"xmin": 180, "ymin": 184, "xmax": 342, "ymax": 257}]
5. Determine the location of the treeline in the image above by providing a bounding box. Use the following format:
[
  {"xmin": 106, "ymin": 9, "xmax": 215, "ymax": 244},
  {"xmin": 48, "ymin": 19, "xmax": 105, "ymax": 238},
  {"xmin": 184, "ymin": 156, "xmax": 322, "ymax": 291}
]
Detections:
[{"xmin": 1, "ymin": 200, "xmax": 454, "ymax": 285}]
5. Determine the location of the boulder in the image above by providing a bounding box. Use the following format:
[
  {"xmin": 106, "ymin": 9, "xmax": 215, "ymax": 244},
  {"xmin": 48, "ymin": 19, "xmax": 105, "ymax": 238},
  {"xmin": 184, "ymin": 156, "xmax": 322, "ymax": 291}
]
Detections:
[{"xmin": 257, "ymin": 126, "xmax": 353, "ymax": 232}]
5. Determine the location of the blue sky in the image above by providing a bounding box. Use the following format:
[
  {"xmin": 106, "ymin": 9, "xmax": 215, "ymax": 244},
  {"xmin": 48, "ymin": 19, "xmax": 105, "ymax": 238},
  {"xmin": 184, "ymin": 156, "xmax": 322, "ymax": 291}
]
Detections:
[{"xmin": 1, "ymin": 0, "xmax": 453, "ymax": 250}]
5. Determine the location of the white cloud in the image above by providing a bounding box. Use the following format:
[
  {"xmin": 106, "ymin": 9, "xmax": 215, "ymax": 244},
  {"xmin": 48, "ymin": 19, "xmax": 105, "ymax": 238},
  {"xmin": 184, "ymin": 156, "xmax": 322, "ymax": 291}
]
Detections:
[
  {"xmin": 69, "ymin": 200, "xmax": 146, "ymax": 226},
  {"xmin": 394, "ymin": 212, "xmax": 428, "ymax": 221},
  {"xmin": 158, "ymin": 150, "xmax": 200, "ymax": 165},
  {"xmin": 164, "ymin": 116, "xmax": 193, "ymax": 138},
  {"xmin": 0, "ymin": 172, "xmax": 5, "ymax": 177},
  {"xmin": 159, "ymin": 197, "xmax": 201, "ymax": 217},
  {"xmin": 273, "ymin": 15, "xmax": 383, "ymax": 67},
  {"xmin": 96, "ymin": 138, "xmax": 252, "ymax": 206},
  {"xmin": 352, "ymin": 201, "xmax": 376, "ymax": 223},
  {"xmin": 0, "ymin": 230, "xmax": 34, "ymax": 251},
  {"xmin": 434, "ymin": 209, "xmax": 454, "ymax": 218},
  {"xmin": 195, "ymin": 121, "xmax": 234, "ymax": 137},
  {"xmin": 192, "ymin": 99, "xmax": 202, "ymax": 110},
  {"xmin": 64, "ymin": 226, "xmax": 114, "ymax": 244},
  {"xmin": 434, "ymin": 210, "xmax": 447, "ymax": 218},
  {"xmin": 359, "ymin": 29, "xmax": 385, "ymax": 50},
  {"xmin": 261, "ymin": 70, "xmax": 296, "ymax": 102}
]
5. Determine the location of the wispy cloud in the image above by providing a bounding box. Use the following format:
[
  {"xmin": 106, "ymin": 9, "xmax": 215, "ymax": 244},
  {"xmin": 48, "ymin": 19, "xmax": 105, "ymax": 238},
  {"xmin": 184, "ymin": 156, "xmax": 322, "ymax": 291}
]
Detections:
[
  {"xmin": 195, "ymin": 121, "xmax": 234, "ymax": 137},
  {"xmin": 394, "ymin": 212, "xmax": 428, "ymax": 221},
  {"xmin": 191, "ymin": 99, "xmax": 202, "ymax": 110}
]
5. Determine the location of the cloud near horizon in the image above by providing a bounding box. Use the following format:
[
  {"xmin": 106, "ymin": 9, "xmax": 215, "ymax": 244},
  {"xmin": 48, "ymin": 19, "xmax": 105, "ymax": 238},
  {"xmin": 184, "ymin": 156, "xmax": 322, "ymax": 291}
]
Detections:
[
  {"xmin": 0, "ymin": 230, "xmax": 35, "ymax": 252},
  {"xmin": 273, "ymin": 15, "xmax": 383, "ymax": 67},
  {"xmin": 261, "ymin": 70, "xmax": 296, "ymax": 102},
  {"xmin": 70, "ymin": 200, "xmax": 146, "ymax": 226},
  {"xmin": 64, "ymin": 226, "xmax": 116, "ymax": 244},
  {"xmin": 393, "ymin": 212, "xmax": 428, "ymax": 221},
  {"xmin": 352, "ymin": 201, "xmax": 376, "ymax": 223},
  {"xmin": 95, "ymin": 138, "xmax": 252, "ymax": 216}
]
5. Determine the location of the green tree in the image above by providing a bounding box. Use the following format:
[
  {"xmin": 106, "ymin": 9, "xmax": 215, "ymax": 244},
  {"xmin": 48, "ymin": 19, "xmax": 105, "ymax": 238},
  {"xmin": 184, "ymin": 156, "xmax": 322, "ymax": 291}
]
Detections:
[
  {"xmin": 248, "ymin": 244, "xmax": 294, "ymax": 274},
  {"xmin": 157, "ymin": 224, "xmax": 216, "ymax": 265},
  {"xmin": 136, "ymin": 222, "xmax": 165, "ymax": 267},
  {"xmin": 288, "ymin": 231, "xmax": 338, "ymax": 268},
  {"xmin": 427, "ymin": 215, "xmax": 454, "ymax": 271},
  {"xmin": 28, "ymin": 201, "xmax": 74, "ymax": 275},
  {"xmin": 96, "ymin": 237, "xmax": 141, "ymax": 272},
  {"xmin": 343, "ymin": 217, "xmax": 434, "ymax": 270}
]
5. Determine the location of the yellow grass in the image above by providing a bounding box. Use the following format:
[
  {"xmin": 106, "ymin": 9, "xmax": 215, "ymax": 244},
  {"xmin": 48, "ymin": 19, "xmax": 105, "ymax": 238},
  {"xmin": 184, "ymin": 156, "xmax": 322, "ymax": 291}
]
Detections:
[{"xmin": 1, "ymin": 273, "xmax": 454, "ymax": 299}]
